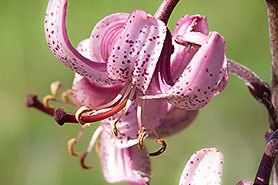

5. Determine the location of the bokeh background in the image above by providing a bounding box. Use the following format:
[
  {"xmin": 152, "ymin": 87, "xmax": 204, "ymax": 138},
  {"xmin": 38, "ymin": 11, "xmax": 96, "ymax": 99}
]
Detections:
[{"xmin": 1, "ymin": 0, "xmax": 272, "ymax": 184}]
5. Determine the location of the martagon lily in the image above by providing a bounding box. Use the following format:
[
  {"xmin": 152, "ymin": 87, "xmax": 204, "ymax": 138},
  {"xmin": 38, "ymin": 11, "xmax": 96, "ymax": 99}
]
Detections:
[{"xmin": 42, "ymin": 0, "xmax": 228, "ymax": 153}]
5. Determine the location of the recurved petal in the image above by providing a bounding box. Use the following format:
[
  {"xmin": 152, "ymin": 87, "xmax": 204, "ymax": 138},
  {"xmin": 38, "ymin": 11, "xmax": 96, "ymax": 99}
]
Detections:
[
  {"xmin": 107, "ymin": 9, "xmax": 167, "ymax": 93},
  {"xmin": 166, "ymin": 32, "xmax": 226, "ymax": 110},
  {"xmin": 171, "ymin": 15, "xmax": 209, "ymax": 79},
  {"xmin": 99, "ymin": 128, "xmax": 151, "ymax": 185},
  {"xmin": 179, "ymin": 148, "xmax": 224, "ymax": 185},
  {"xmin": 149, "ymin": 106, "xmax": 198, "ymax": 138},
  {"xmin": 103, "ymin": 99, "xmax": 168, "ymax": 148},
  {"xmin": 89, "ymin": 13, "xmax": 129, "ymax": 62},
  {"xmin": 44, "ymin": 0, "xmax": 118, "ymax": 84},
  {"xmin": 72, "ymin": 73, "xmax": 124, "ymax": 108}
]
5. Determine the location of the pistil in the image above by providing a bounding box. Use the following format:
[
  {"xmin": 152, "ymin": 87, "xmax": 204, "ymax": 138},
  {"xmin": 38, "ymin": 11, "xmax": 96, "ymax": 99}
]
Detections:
[{"xmin": 25, "ymin": 94, "xmax": 55, "ymax": 116}]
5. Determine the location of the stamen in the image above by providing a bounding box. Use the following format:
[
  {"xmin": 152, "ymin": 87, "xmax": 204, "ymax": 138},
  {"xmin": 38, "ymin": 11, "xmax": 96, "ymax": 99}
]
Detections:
[
  {"xmin": 149, "ymin": 139, "xmax": 167, "ymax": 157},
  {"xmin": 138, "ymin": 127, "xmax": 147, "ymax": 150},
  {"xmin": 94, "ymin": 83, "xmax": 132, "ymax": 111},
  {"xmin": 43, "ymin": 95, "xmax": 56, "ymax": 109},
  {"xmin": 67, "ymin": 138, "xmax": 80, "ymax": 156},
  {"xmin": 75, "ymin": 106, "xmax": 95, "ymax": 125},
  {"xmin": 136, "ymin": 96, "xmax": 143, "ymax": 130},
  {"xmin": 67, "ymin": 124, "xmax": 88, "ymax": 156},
  {"xmin": 54, "ymin": 98, "xmax": 128, "ymax": 125},
  {"xmin": 61, "ymin": 89, "xmax": 73, "ymax": 103},
  {"xmin": 111, "ymin": 121, "xmax": 119, "ymax": 136},
  {"xmin": 111, "ymin": 87, "xmax": 136, "ymax": 136},
  {"xmin": 80, "ymin": 152, "xmax": 91, "ymax": 169},
  {"xmin": 142, "ymin": 99, "xmax": 167, "ymax": 156},
  {"xmin": 25, "ymin": 93, "xmax": 55, "ymax": 116},
  {"xmin": 50, "ymin": 81, "xmax": 63, "ymax": 96},
  {"xmin": 79, "ymin": 126, "xmax": 103, "ymax": 169}
]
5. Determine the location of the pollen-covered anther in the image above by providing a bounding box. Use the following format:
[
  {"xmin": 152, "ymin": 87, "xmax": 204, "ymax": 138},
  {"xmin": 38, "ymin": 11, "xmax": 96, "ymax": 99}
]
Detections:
[
  {"xmin": 138, "ymin": 127, "xmax": 147, "ymax": 150},
  {"xmin": 111, "ymin": 120, "xmax": 119, "ymax": 137},
  {"xmin": 43, "ymin": 95, "xmax": 56, "ymax": 109},
  {"xmin": 149, "ymin": 138, "xmax": 167, "ymax": 157},
  {"xmin": 67, "ymin": 138, "xmax": 80, "ymax": 156},
  {"xmin": 50, "ymin": 81, "xmax": 62, "ymax": 96},
  {"xmin": 75, "ymin": 106, "xmax": 95, "ymax": 125},
  {"xmin": 61, "ymin": 89, "xmax": 73, "ymax": 103},
  {"xmin": 80, "ymin": 151, "xmax": 92, "ymax": 169}
]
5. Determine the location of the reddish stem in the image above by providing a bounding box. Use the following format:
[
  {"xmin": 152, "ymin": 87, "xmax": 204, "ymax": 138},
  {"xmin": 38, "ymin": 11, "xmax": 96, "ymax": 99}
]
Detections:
[
  {"xmin": 254, "ymin": 131, "xmax": 278, "ymax": 185},
  {"xmin": 154, "ymin": 0, "xmax": 180, "ymax": 24}
]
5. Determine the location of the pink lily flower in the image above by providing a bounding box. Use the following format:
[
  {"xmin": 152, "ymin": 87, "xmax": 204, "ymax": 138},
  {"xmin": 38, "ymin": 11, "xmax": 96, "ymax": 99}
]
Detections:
[{"xmin": 44, "ymin": 0, "xmax": 227, "ymax": 153}]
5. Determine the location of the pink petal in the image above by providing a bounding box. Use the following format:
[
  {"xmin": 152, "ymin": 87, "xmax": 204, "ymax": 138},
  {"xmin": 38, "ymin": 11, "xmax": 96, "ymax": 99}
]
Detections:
[
  {"xmin": 166, "ymin": 32, "xmax": 226, "ymax": 109},
  {"xmin": 99, "ymin": 128, "xmax": 151, "ymax": 185},
  {"xmin": 44, "ymin": 0, "xmax": 118, "ymax": 84},
  {"xmin": 171, "ymin": 15, "xmax": 209, "ymax": 80},
  {"xmin": 89, "ymin": 13, "xmax": 129, "ymax": 62},
  {"xmin": 107, "ymin": 9, "xmax": 167, "ymax": 93},
  {"xmin": 179, "ymin": 148, "xmax": 224, "ymax": 185},
  {"xmin": 149, "ymin": 105, "xmax": 198, "ymax": 138},
  {"xmin": 76, "ymin": 39, "xmax": 91, "ymax": 59},
  {"xmin": 72, "ymin": 74, "xmax": 124, "ymax": 108},
  {"xmin": 102, "ymin": 99, "xmax": 168, "ymax": 148}
]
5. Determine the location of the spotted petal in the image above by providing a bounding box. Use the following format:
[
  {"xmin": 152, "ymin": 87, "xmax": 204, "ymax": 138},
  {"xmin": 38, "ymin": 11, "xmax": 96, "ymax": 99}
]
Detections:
[
  {"xmin": 107, "ymin": 9, "xmax": 167, "ymax": 93},
  {"xmin": 171, "ymin": 15, "xmax": 209, "ymax": 80},
  {"xmin": 99, "ymin": 128, "xmax": 151, "ymax": 185},
  {"xmin": 89, "ymin": 13, "xmax": 129, "ymax": 62},
  {"xmin": 72, "ymin": 74, "xmax": 124, "ymax": 108},
  {"xmin": 72, "ymin": 41, "xmax": 124, "ymax": 108},
  {"xmin": 145, "ymin": 32, "xmax": 227, "ymax": 110},
  {"xmin": 179, "ymin": 148, "xmax": 224, "ymax": 185},
  {"xmin": 44, "ymin": 0, "xmax": 118, "ymax": 84}
]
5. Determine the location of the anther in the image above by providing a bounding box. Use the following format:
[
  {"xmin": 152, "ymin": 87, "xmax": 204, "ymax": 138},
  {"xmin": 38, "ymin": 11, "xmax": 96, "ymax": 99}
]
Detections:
[
  {"xmin": 149, "ymin": 139, "xmax": 167, "ymax": 157},
  {"xmin": 111, "ymin": 121, "xmax": 119, "ymax": 136},
  {"xmin": 43, "ymin": 95, "xmax": 56, "ymax": 109},
  {"xmin": 138, "ymin": 127, "xmax": 147, "ymax": 150},
  {"xmin": 61, "ymin": 89, "xmax": 73, "ymax": 103},
  {"xmin": 50, "ymin": 81, "xmax": 62, "ymax": 96},
  {"xmin": 75, "ymin": 106, "xmax": 95, "ymax": 125},
  {"xmin": 67, "ymin": 138, "xmax": 80, "ymax": 156},
  {"xmin": 80, "ymin": 151, "xmax": 92, "ymax": 169}
]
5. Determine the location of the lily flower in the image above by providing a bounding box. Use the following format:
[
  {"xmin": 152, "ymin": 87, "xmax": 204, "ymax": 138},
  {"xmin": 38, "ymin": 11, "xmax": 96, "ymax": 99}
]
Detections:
[{"xmin": 44, "ymin": 0, "xmax": 228, "ymax": 155}]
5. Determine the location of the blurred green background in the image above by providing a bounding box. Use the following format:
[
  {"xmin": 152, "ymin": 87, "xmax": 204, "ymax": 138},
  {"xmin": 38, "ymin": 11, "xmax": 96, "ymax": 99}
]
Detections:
[{"xmin": 1, "ymin": 0, "xmax": 272, "ymax": 184}]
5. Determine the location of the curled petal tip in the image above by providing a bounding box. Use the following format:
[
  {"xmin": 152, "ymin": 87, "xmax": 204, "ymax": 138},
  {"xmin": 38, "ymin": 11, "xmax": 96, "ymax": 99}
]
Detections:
[
  {"xmin": 149, "ymin": 139, "xmax": 167, "ymax": 157},
  {"xmin": 67, "ymin": 138, "xmax": 80, "ymax": 157},
  {"xmin": 80, "ymin": 151, "xmax": 92, "ymax": 169}
]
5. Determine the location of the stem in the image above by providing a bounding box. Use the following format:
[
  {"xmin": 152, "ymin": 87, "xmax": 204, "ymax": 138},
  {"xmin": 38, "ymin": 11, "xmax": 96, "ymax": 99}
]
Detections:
[
  {"xmin": 254, "ymin": 130, "xmax": 278, "ymax": 185},
  {"xmin": 154, "ymin": 0, "xmax": 180, "ymax": 24},
  {"xmin": 227, "ymin": 59, "xmax": 271, "ymax": 102},
  {"xmin": 266, "ymin": 1, "xmax": 278, "ymax": 183}
]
